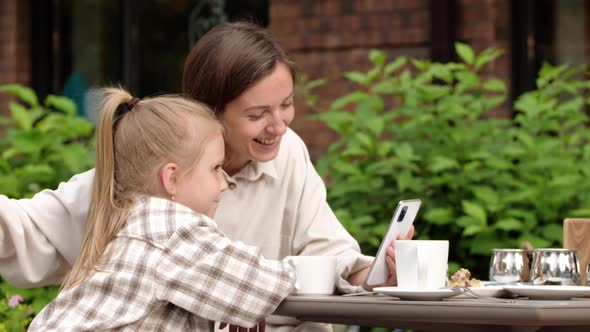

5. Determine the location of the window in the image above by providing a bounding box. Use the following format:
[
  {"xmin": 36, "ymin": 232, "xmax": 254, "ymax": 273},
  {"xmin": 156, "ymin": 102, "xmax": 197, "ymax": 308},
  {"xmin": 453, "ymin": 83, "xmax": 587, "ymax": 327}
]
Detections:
[{"xmin": 31, "ymin": 0, "xmax": 268, "ymax": 119}]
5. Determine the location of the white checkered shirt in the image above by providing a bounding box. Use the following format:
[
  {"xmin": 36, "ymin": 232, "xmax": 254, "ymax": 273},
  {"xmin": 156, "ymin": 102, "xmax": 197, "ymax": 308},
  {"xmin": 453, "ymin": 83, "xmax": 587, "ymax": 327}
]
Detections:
[{"xmin": 29, "ymin": 196, "xmax": 295, "ymax": 331}]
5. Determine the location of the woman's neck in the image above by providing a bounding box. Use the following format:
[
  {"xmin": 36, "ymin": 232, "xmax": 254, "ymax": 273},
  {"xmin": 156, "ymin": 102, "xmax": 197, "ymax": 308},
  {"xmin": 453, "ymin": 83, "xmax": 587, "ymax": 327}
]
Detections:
[{"xmin": 222, "ymin": 149, "xmax": 250, "ymax": 177}]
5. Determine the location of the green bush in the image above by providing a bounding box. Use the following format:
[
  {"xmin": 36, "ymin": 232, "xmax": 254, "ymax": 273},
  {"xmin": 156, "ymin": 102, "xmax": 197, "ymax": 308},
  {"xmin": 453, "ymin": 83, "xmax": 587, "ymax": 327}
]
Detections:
[
  {"xmin": 0, "ymin": 84, "xmax": 95, "ymax": 330},
  {"xmin": 0, "ymin": 84, "xmax": 95, "ymax": 198},
  {"xmin": 311, "ymin": 43, "xmax": 590, "ymax": 278}
]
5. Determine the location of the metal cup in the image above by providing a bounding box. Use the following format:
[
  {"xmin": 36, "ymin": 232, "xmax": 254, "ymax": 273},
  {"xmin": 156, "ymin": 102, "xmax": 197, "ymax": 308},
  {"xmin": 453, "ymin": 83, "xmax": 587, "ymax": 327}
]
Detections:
[
  {"xmin": 531, "ymin": 248, "xmax": 581, "ymax": 286},
  {"xmin": 489, "ymin": 249, "xmax": 533, "ymax": 283}
]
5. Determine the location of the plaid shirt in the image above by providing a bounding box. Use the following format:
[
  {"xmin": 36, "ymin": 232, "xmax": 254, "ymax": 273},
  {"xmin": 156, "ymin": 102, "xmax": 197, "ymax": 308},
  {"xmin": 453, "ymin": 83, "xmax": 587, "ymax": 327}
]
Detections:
[{"xmin": 29, "ymin": 197, "xmax": 295, "ymax": 331}]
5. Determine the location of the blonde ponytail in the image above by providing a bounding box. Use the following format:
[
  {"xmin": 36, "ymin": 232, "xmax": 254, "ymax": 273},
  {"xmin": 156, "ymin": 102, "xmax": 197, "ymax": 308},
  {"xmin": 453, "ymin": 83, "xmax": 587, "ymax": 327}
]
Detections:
[{"xmin": 63, "ymin": 88, "xmax": 137, "ymax": 288}]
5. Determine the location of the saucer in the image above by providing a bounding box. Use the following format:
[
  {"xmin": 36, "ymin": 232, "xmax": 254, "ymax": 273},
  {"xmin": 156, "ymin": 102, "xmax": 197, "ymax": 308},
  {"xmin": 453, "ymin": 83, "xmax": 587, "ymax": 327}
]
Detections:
[
  {"xmin": 374, "ymin": 287, "xmax": 460, "ymax": 301},
  {"xmin": 454, "ymin": 285, "xmax": 509, "ymax": 299},
  {"xmin": 503, "ymin": 285, "xmax": 590, "ymax": 300}
]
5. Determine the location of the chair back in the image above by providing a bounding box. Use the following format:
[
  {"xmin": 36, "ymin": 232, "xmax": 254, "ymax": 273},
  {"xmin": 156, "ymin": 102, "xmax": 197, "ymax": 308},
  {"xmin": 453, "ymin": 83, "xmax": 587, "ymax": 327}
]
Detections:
[{"xmin": 564, "ymin": 218, "xmax": 590, "ymax": 286}]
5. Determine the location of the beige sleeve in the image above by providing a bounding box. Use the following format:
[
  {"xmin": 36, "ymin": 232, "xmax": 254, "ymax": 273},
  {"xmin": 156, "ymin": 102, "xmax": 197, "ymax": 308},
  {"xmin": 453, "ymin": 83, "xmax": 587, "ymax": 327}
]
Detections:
[
  {"xmin": 0, "ymin": 170, "xmax": 94, "ymax": 287},
  {"xmin": 290, "ymin": 138, "xmax": 373, "ymax": 294}
]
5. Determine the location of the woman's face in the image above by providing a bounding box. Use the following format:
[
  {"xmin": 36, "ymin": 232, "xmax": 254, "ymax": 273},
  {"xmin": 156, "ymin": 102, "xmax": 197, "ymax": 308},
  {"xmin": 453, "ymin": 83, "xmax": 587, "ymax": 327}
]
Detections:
[{"xmin": 220, "ymin": 62, "xmax": 295, "ymax": 174}]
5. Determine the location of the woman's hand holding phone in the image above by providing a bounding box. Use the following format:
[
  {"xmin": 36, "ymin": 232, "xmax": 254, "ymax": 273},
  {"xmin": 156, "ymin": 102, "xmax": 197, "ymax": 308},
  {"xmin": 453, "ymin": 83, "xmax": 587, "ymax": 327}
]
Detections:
[{"xmin": 384, "ymin": 225, "xmax": 415, "ymax": 286}]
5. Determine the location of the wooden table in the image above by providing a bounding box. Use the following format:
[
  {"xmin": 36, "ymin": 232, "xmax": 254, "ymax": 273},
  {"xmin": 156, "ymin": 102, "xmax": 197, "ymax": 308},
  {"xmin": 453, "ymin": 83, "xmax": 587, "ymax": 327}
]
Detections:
[{"xmin": 274, "ymin": 295, "xmax": 590, "ymax": 332}]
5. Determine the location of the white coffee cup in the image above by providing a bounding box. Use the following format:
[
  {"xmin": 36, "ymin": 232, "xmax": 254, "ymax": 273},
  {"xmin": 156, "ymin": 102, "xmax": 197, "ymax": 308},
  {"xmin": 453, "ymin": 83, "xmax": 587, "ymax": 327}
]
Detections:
[
  {"xmin": 395, "ymin": 240, "xmax": 449, "ymax": 289},
  {"xmin": 284, "ymin": 256, "xmax": 336, "ymax": 295}
]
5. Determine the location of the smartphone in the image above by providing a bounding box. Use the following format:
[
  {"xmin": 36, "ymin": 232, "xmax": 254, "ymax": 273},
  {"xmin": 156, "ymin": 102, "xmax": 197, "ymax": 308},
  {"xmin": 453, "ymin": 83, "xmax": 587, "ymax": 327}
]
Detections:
[{"xmin": 364, "ymin": 199, "xmax": 421, "ymax": 286}]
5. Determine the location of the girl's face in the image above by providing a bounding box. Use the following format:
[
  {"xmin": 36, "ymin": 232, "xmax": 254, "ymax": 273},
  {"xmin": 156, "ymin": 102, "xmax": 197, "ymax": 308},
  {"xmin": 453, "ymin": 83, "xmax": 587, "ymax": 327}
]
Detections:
[
  {"xmin": 174, "ymin": 132, "xmax": 227, "ymax": 218},
  {"xmin": 220, "ymin": 62, "xmax": 295, "ymax": 175}
]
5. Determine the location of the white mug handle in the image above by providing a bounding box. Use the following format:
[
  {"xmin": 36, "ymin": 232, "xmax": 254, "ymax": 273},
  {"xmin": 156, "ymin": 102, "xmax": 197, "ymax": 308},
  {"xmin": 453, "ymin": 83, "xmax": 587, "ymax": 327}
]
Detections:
[{"xmin": 284, "ymin": 257, "xmax": 300, "ymax": 291}]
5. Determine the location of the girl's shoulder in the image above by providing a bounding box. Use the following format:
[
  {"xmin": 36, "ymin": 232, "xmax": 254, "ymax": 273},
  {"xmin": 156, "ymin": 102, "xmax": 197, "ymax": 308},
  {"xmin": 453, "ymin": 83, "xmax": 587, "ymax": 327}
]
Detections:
[{"xmin": 118, "ymin": 196, "xmax": 215, "ymax": 245}]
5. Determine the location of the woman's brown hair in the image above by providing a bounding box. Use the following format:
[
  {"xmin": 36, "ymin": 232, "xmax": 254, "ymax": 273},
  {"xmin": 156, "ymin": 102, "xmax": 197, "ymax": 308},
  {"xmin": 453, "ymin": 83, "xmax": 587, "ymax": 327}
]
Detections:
[
  {"xmin": 62, "ymin": 88, "xmax": 222, "ymax": 288},
  {"xmin": 182, "ymin": 21, "xmax": 296, "ymax": 115}
]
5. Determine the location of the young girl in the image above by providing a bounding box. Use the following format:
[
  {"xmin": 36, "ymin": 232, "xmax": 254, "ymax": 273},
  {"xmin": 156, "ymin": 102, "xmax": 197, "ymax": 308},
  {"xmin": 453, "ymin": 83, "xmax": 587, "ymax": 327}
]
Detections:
[{"xmin": 28, "ymin": 88, "xmax": 295, "ymax": 331}]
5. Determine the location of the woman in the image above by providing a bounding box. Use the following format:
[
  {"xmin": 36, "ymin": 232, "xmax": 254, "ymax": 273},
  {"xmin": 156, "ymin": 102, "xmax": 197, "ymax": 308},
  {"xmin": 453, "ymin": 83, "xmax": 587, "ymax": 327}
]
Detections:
[{"xmin": 0, "ymin": 22, "xmax": 411, "ymax": 331}]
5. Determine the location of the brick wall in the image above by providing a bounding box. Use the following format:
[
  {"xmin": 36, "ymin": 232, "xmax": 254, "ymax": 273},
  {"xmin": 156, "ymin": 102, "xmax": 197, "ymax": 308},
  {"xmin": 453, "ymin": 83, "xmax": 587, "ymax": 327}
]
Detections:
[
  {"xmin": 0, "ymin": 0, "xmax": 30, "ymax": 116},
  {"xmin": 269, "ymin": 0, "xmax": 512, "ymax": 160},
  {"xmin": 269, "ymin": 0, "xmax": 431, "ymax": 160},
  {"xmin": 457, "ymin": 0, "xmax": 511, "ymax": 115}
]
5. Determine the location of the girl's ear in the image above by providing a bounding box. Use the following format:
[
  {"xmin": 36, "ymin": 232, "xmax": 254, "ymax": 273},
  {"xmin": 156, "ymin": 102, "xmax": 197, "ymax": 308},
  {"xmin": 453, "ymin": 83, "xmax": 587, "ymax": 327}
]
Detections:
[{"xmin": 160, "ymin": 162, "xmax": 178, "ymax": 198}]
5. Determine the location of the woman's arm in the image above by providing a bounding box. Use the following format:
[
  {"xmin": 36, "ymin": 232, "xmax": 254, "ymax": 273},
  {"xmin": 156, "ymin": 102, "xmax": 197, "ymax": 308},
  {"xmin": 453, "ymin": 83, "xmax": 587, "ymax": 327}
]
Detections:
[{"xmin": 0, "ymin": 170, "xmax": 93, "ymax": 287}]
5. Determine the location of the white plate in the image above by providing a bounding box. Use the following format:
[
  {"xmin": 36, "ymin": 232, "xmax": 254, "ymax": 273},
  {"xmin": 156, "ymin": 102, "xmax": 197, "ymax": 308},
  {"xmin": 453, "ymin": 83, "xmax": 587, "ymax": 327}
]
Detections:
[
  {"xmin": 374, "ymin": 287, "xmax": 460, "ymax": 301},
  {"xmin": 453, "ymin": 285, "xmax": 508, "ymax": 299},
  {"xmin": 504, "ymin": 285, "xmax": 590, "ymax": 300}
]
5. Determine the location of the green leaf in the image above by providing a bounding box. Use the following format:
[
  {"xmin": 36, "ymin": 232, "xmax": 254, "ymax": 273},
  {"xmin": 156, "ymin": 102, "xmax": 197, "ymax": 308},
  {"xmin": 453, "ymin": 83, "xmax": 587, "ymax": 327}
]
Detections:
[
  {"xmin": 430, "ymin": 64, "xmax": 453, "ymax": 83},
  {"xmin": 520, "ymin": 234, "xmax": 551, "ymax": 249},
  {"xmin": 15, "ymin": 164, "xmax": 56, "ymax": 187},
  {"xmin": 455, "ymin": 42, "xmax": 475, "ymax": 65},
  {"xmin": 306, "ymin": 78, "xmax": 327, "ymax": 90},
  {"xmin": 474, "ymin": 48, "xmax": 503, "ymax": 70},
  {"xmin": 9, "ymin": 102, "xmax": 33, "ymax": 129},
  {"xmin": 330, "ymin": 91, "xmax": 370, "ymax": 110},
  {"xmin": 567, "ymin": 208, "xmax": 590, "ymax": 218},
  {"xmin": 344, "ymin": 71, "xmax": 369, "ymax": 85},
  {"xmin": 0, "ymin": 174, "xmax": 20, "ymax": 197},
  {"xmin": 471, "ymin": 186, "xmax": 499, "ymax": 207},
  {"xmin": 423, "ymin": 207, "xmax": 454, "ymax": 225},
  {"xmin": 515, "ymin": 132, "xmax": 535, "ymax": 149},
  {"xmin": 493, "ymin": 218, "xmax": 523, "ymax": 231},
  {"xmin": 428, "ymin": 156, "xmax": 459, "ymax": 172},
  {"xmin": 384, "ymin": 56, "xmax": 407, "ymax": 76},
  {"xmin": 37, "ymin": 114, "xmax": 94, "ymax": 140},
  {"xmin": 332, "ymin": 160, "xmax": 361, "ymax": 175},
  {"xmin": 483, "ymin": 96, "xmax": 506, "ymax": 109},
  {"xmin": 536, "ymin": 62, "xmax": 568, "ymax": 88},
  {"xmin": 0, "ymin": 84, "xmax": 39, "ymax": 106},
  {"xmin": 410, "ymin": 59, "xmax": 430, "ymax": 71},
  {"xmin": 457, "ymin": 215, "xmax": 478, "ymax": 227},
  {"xmin": 541, "ymin": 224, "xmax": 563, "ymax": 242},
  {"xmin": 417, "ymin": 84, "xmax": 451, "ymax": 100},
  {"xmin": 483, "ymin": 78, "xmax": 507, "ymax": 93},
  {"xmin": 45, "ymin": 95, "xmax": 76, "ymax": 116},
  {"xmin": 393, "ymin": 143, "xmax": 416, "ymax": 161},
  {"xmin": 5, "ymin": 129, "xmax": 48, "ymax": 156},
  {"xmin": 341, "ymin": 145, "xmax": 367, "ymax": 157},
  {"xmin": 463, "ymin": 224, "xmax": 484, "ymax": 236},
  {"xmin": 60, "ymin": 143, "xmax": 95, "ymax": 173},
  {"xmin": 376, "ymin": 141, "xmax": 393, "ymax": 157},
  {"xmin": 455, "ymin": 71, "xmax": 480, "ymax": 90},
  {"xmin": 396, "ymin": 170, "xmax": 420, "ymax": 192},
  {"xmin": 462, "ymin": 201, "xmax": 487, "ymax": 226},
  {"xmin": 369, "ymin": 49, "xmax": 386, "ymax": 66},
  {"xmin": 313, "ymin": 110, "xmax": 354, "ymax": 133},
  {"xmin": 371, "ymin": 79, "xmax": 399, "ymax": 94},
  {"xmin": 365, "ymin": 67, "xmax": 381, "ymax": 85},
  {"xmin": 355, "ymin": 132, "xmax": 373, "ymax": 149},
  {"xmin": 365, "ymin": 117, "xmax": 384, "ymax": 136}
]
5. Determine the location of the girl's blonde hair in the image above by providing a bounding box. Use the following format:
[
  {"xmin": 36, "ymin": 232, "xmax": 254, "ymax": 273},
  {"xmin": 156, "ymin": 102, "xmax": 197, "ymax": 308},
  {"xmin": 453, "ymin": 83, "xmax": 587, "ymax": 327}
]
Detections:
[{"xmin": 62, "ymin": 87, "xmax": 222, "ymax": 288}]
